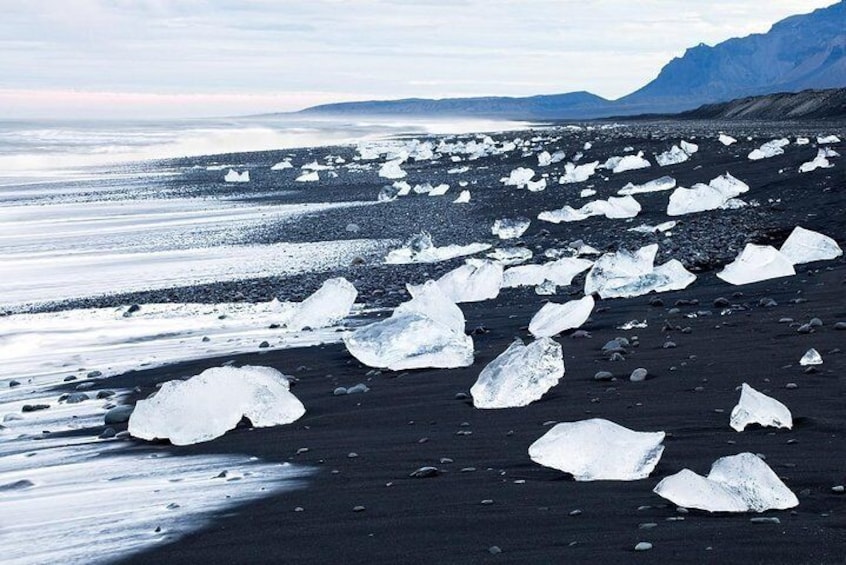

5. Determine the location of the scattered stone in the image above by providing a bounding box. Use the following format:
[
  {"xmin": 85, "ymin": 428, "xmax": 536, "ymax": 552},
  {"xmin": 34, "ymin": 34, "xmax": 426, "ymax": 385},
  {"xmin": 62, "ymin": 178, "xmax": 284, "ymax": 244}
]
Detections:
[
  {"xmin": 347, "ymin": 383, "xmax": 369, "ymax": 394},
  {"xmin": 104, "ymin": 405, "xmax": 134, "ymax": 424},
  {"xmin": 87, "ymin": 370, "xmax": 102, "ymax": 378},
  {"xmin": 630, "ymin": 368, "xmax": 648, "ymax": 382},
  {"xmin": 713, "ymin": 297, "xmax": 730, "ymax": 307},
  {"xmin": 353, "ymin": 505, "xmax": 366, "ymax": 512},
  {"xmin": 64, "ymin": 392, "xmax": 89, "ymax": 404},
  {"xmin": 569, "ymin": 509, "xmax": 582, "ymax": 516},
  {"xmin": 649, "ymin": 298, "xmax": 664, "ymax": 307},
  {"xmin": 634, "ymin": 542, "xmax": 653, "ymax": 552},
  {"xmin": 796, "ymin": 324, "xmax": 813, "ymax": 334},
  {"xmin": 63, "ymin": 375, "xmax": 77, "ymax": 382},
  {"xmin": 22, "ymin": 404, "xmax": 50, "ymax": 413},
  {"xmin": 594, "ymin": 371, "xmax": 614, "ymax": 382},
  {"xmin": 96, "ymin": 390, "xmax": 116, "ymax": 399},
  {"xmin": 639, "ymin": 523, "xmax": 658, "ymax": 529},
  {"xmin": 481, "ymin": 499, "xmax": 494, "ymax": 505},
  {"xmin": 609, "ymin": 352, "xmax": 625, "ymax": 362},
  {"xmin": 750, "ymin": 517, "xmax": 781, "ymax": 524},
  {"xmin": 258, "ymin": 341, "xmax": 270, "ymax": 348},
  {"xmin": 98, "ymin": 427, "xmax": 116, "ymax": 439},
  {"xmin": 832, "ymin": 485, "xmax": 845, "ymax": 494},
  {"xmin": 333, "ymin": 387, "xmax": 348, "ymax": 396},
  {"xmin": 488, "ymin": 546, "xmax": 502, "ymax": 555},
  {"xmin": 410, "ymin": 466, "xmax": 440, "ymax": 478},
  {"xmin": 808, "ymin": 318, "xmax": 823, "ymax": 327},
  {"xmin": 454, "ymin": 392, "xmax": 470, "ymax": 400},
  {"xmin": 663, "ymin": 341, "xmax": 677, "ymax": 349},
  {"xmin": 834, "ymin": 322, "xmax": 846, "ymax": 330},
  {"xmin": 759, "ymin": 298, "xmax": 778, "ymax": 307},
  {"xmin": 571, "ymin": 330, "xmax": 591, "ymax": 339},
  {"xmin": 9, "ymin": 380, "xmax": 20, "ymax": 388}
]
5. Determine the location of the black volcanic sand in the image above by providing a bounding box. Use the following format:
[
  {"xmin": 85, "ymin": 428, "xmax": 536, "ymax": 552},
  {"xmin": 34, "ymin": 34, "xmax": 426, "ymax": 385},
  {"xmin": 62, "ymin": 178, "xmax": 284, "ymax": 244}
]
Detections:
[{"xmin": 26, "ymin": 120, "xmax": 846, "ymax": 563}]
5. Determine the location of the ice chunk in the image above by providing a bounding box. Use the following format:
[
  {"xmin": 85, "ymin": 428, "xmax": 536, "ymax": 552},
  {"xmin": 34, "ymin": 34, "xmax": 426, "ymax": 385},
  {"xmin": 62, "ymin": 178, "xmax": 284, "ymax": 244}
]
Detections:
[
  {"xmin": 379, "ymin": 160, "xmax": 407, "ymax": 179},
  {"xmin": 618, "ymin": 176, "xmax": 676, "ymax": 195},
  {"xmin": 680, "ymin": 140, "xmax": 699, "ymax": 154},
  {"xmin": 779, "ymin": 226, "xmax": 843, "ymax": 264},
  {"xmin": 559, "ymin": 161, "xmax": 598, "ymax": 184},
  {"xmin": 453, "ymin": 190, "xmax": 471, "ymax": 203},
  {"xmin": 612, "ymin": 152, "xmax": 651, "ymax": 173},
  {"xmin": 628, "ymin": 220, "xmax": 676, "ymax": 234},
  {"xmin": 719, "ymin": 133, "xmax": 737, "ymax": 146},
  {"xmin": 730, "ymin": 383, "xmax": 792, "ymax": 432},
  {"xmin": 343, "ymin": 281, "xmax": 473, "ymax": 370},
  {"xmin": 385, "ymin": 232, "xmax": 491, "ymax": 264},
  {"xmin": 128, "ymin": 365, "xmax": 305, "ymax": 446},
  {"xmin": 748, "ymin": 138, "xmax": 789, "ymax": 160},
  {"xmin": 653, "ymin": 453, "xmax": 799, "ymax": 512},
  {"xmin": 538, "ymin": 195, "xmax": 641, "ymax": 223},
  {"xmin": 537, "ymin": 151, "xmax": 552, "ymax": 166},
  {"xmin": 301, "ymin": 160, "xmax": 333, "ymax": 171},
  {"xmin": 526, "ymin": 177, "xmax": 547, "ymax": 192},
  {"xmin": 501, "ymin": 167, "xmax": 536, "ymax": 188},
  {"xmin": 492, "ymin": 218, "xmax": 530, "ymax": 239},
  {"xmin": 295, "ymin": 171, "xmax": 319, "ymax": 182},
  {"xmin": 394, "ymin": 180, "xmax": 412, "ymax": 196},
  {"xmin": 422, "ymin": 259, "xmax": 502, "ymax": 303},
  {"xmin": 378, "ymin": 185, "xmax": 400, "ymax": 202},
  {"xmin": 270, "ymin": 160, "xmax": 293, "ymax": 170},
  {"xmin": 667, "ymin": 173, "xmax": 749, "ymax": 216},
  {"xmin": 717, "ymin": 244, "xmax": 795, "ymax": 285},
  {"xmin": 470, "ymin": 338, "xmax": 564, "ymax": 408},
  {"xmin": 428, "ymin": 183, "xmax": 449, "ymax": 196},
  {"xmin": 655, "ymin": 145, "xmax": 689, "ymax": 167},
  {"xmin": 580, "ymin": 188, "xmax": 596, "ymax": 198},
  {"xmin": 503, "ymin": 257, "xmax": 593, "ymax": 288},
  {"xmin": 798, "ymin": 149, "xmax": 834, "ymax": 173},
  {"xmin": 286, "ymin": 277, "xmax": 357, "ymax": 331},
  {"xmin": 584, "ymin": 245, "xmax": 695, "ymax": 299},
  {"xmin": 528, "ymin": 419, "xmax": 665, "ymax": 481},
  {"xmin": 817, "ymin": 134, "xmax": 840, "ymax": 144},
  {"xmin": 529, "ymin": 295, "xmax": 594, "ymax": 338},
  {"xmin": 224, "ymin": 169, "xmax": 249, "ymax": 183},
  {"xmin": 796, "ymin": 137, "xmax": 810, "ymax": 145},
  {"xmin": 487, "ymin": 247, "xmax": 532, "ymax": 266},
  {"xmin": 799, "ymin": 348, "xmax": 823, "ymax": 366}
]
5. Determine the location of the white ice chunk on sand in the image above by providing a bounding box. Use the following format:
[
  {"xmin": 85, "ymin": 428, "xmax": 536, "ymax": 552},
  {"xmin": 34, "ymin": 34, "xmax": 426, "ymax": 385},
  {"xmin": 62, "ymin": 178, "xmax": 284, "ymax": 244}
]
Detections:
[
  {"xmin": 680, "ymin": 140, "xmax": 699, "ymax": 154},
  {"xmin": 394, "ymin": 180, "xmax": 412, "ymax": 196},
  {"xmin": 611, "ymin": 152, "xmax": 651, "ymax": 173},
  {"xmin": 719, "ymin": 133, "xmax": 737, "ymax": 146},
  {"xmin": 559, "ymin": 161, "xmax": 598, "ymax": 184},
  {"xmin": 501, "ymin": 167, "xmax": 536, "ymax": 188},
  {"xmin": 730, "ymin": 383, "xmax": 793, "ymax": 432},
  {"xmin": 817, "ymin": 134, "xmax": 840, "ymax": 144},
  {"xmin": 628, "ymin": 220, "xmax": 677, "ymax": 234},
  {"xmin": 748, "ymin": 138, "xmax": 789, "ymax": 160},
  {"xmin": 224, "ymin": 169, "xmax": 249, "ymax": 183},
  {"xmin": 526, "ymin": 177, "xmax": 547, "ymax": 192},
  {"xmin": 385, "ymin": 232, "xmax": 490, "ymax": 264},
  {"xmin": 779, "ymin": 226, "xmax": 843, "ymax": 264},
  {"xmin": 796, "ymin": 137, "xmax": 810, "ymax": 145},
  {"xmin": 343, "ymin": 281, "xmax": 473, "ymax": 370},
  {"xmin": 492, "ymin": 218, "xmax": 530, "ymax": 239},
  {"xmin": 453, "ymin": 190, "xmax": 471, "ymax": 204},
  {"xmin": 538, "ymin": 195, "xmax": 641, "ymax": 223},
  {"xmin": 584, "ymin": 244, "xmax": 695, "ymax": 299},
  {"xmin": 618, "ymin": 175, "xmax": 676, "ymax": 195},
  {"xmin": 717, "ymin": 244, "xmax": 795, "ymax": 285},
  {"xmin": 422, "ymin": 258, "xmax": 502, "ymax": 303},
  {"xmin": 655, "ymin": 145, "xmax": 690, "ymax": 167},
  {"xmin": 503, "ymin": 257, "xmax": 593, "ymax": 288},
  {"xmin": 667, "ymin": 172, "xmax": 750, "ymax": 216},
  {"xmin": 286, "ymin": 277, "xmax": 357, "ymax": 331},
  {"xmin": 798, "ymin": 149, "xmax": 835, "ymax": 173},
  {"xmin": 128, "ymin": 365, "xmax": 305, "ymax": 446},
  {"xmin": 487, "ymin": 247, "xmax": 532, "ymax": 265},
  {"xmin": 653, "ymin": 453, "xmax": 799, "ymax": 512},
  {"xmin": 528, "ymin": 419, "xmax": 665, "ymax": 481},
  {"xmin": 295, "ymin": 171, "xmax": 319, "ymax": 182},
  {"xmin": 379, "ymin": 160, "xmax": 407, "ymax": 179},
  {"xmin": 428, "ymin": 183, "xmax": 450, "ymax": 196},
  {"xmin": 529, "ymin": 295, "xmax": 595, "ymax": 338},
  {"xmin": 271, "ymin": 160, "xmax": 293, "ymax": 170},
  {"xmin": 799, "ymin": 348, "xmax": 823, "ymax": 366},
  {"xmin": 537, "ymin": 151, "xmax": 552, "ymax": 166},
  {"xmin": 470, "ymin": 337, "xmax": 564, "ymax": 409}
]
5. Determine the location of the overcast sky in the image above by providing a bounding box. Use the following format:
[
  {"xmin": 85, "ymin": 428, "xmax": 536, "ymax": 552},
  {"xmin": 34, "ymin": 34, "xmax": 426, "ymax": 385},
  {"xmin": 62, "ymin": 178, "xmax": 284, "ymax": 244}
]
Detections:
[{"xmin": 0, "ymin": 0, "xmax": 837, "ymax": 119}]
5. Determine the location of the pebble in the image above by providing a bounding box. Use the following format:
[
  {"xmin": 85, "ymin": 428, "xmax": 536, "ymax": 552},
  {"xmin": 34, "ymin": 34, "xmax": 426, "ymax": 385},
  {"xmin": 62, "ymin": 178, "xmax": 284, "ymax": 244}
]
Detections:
[
  {"xmin": 8, "ymin": 380, "xmax": 20, "ymax": 388},
  {"xmin": 809, "ymin": 317, "xmax": 823, "ymax": 327},
  {"xmin": 630, "ymin": 368, "xmax": 648, "ymax": 382},
  {"xmin": 346, "ymin": 383, "xmax": 369, "ymax": 394},
  {"xmin": 353, "ymin": 505, "xmax": 366, "ymax": 512},
  {"xmin": 832, "ymin": 485, "xmax": 845, "ymax": 494},
  {"xmin": 750, "ymin": 517, "xmax": 780, "ymax": 524},
  {"xmin": 609, "ymin": 352, "xmax": 625, "ymax": 362},
  {"xmin": 796, "ymin": 324, "xmax": 813, "ymax": 334},
  {"xmin": 333, "ymin": 387, "xmax": 348, "ymax": 396},
  {"xmin": 98, "ymin": 427, "xmax": 116, "ymax": 439},
  {"xmin": 454, "ymin": 392, "xmax": 469, "ymax": 400},
  {"xmin": 480, "ymin": 499, "xmax": 494, "ymax": 505},
  {"xmin": 785, "ymin": 383, "xmax": 798, "ymax": 389},
  {"xmin": 663, "ymin": 341, "xmax": 677, "ymax": 349},
  {"xmin": 258, "ymin": 341, "xmax": 270, "ymax": 348},
  {"xmin": 834, "ymin": 322, "xmax": 846, "ymax": 330},
  {"xmin": 594, "ymin": 371, "xmax": 614, "ymax": 382},
  {"xmin": 634, "ymin": 542, "xmax": 653, "ymax": 551},
  {"xmin": 759, "ymin": 297, "xmax": 778, "ymax": 307},
  {"xmin": 64, "ymin": 392, "xmax": 89, "ymax": 404},
  {"xmin": 639, "ymin": 523, "xmax": 658, "ymax": 529},
  {"xmin": 409, "ymin": 466, "xmax": 439, "ymax": 478},
  {"xmin": 104, "ymin": 405, "xmax": 134, "ymax": 424},
  {"xmin": 22, "ymin": 404, "xmax": 50, "ymax": 413},
  {"xmin": 488, "ymin": 546, "xmax": 502, "ymax": 555},
  {"xmin": 347, "ymin": 452, "xmax": 358, "ymax": 459},
  {"xmin": 569, "ymin": 509, "xmax": 582, "ymax": 516},
  {"xmin": 713, "ymin": 297, "xmax": 730, "ymax": 307}
]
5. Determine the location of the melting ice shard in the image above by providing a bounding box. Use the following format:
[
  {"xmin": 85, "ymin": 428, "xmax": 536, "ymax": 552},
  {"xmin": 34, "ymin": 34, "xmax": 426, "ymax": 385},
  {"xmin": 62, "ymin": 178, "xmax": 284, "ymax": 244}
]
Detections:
[
  {"xmin": 378, "ymin": 160, "xmax": 407, "ymax": 179},
  {"xmin": 653, "ymin": 453, "xmax": 799, "ymax": 512},
  {"xmin": 501, "ymin": 167, "xmax": 536, "ymax": 188},
  {"xmin": 730, "ymin": 383, "xmax": 793, "ymax": 432},
  {"xmin": 344, "ymin": 281, "xmax": 474, "ymax": 370},
  {"xmin": 748, "ymin": 138, "xmax": 789, "ymax": 160},
  {"xmin": 417, "ymin": 258, "xmax": 502, "ymax": 303},
  {"xmin": 799, "ymin": 348, "xmax": 823, "ymax": 366},
  {"xmin": 502, "ymin": 257, "xmax": 594, "ymax": 288},
  {"xmin": 492, "ymin": 218, "xmax": 531, "ymax": 239},
  {"xmin": 617, "ymin": 176, "xmax": 676, "ymax": 196},
  {"xmin": 224, "ymin": 169, "xmax": 249, "ymax": 183},
  {"xmin": 559, "ymin": 161, "xmax": 599, "ymax": 184},
  {"xmin": 719, "ymin": 133, "xmax": 737, "ymax": 146},
  {"xmin": 128, "ymin": 365, "xmax": 305, "ymax": 446},
  {"xmin": 295, "ymin": 171, "xmax": 319, "ymax": 182},
  {"xmin": 655, "ymin": 145, "xmax": 690, "ymax": 167},
  {"xmin": 611, "ymin": 152, "xmax": 651, "ymax": 173},
  {"xmin": 385, "ymin": 232, "xmax": 490, "ymax": 264},
  {"xmin": 779, "ymin": 226, "xmax": 843, "ymax": 265},
  {"xmin": 529, "ymin": 295, "xmax": 595, "ymax": 338},
  {"xmin": 717, "ymin": 244, "xmax": 795, "ymax": 285},
  {"xmin": 271, "ymin": 160, "xmax": 293, "ymax": 170},
  {"xmin": 529, "ymin": 419, "xmax": 665, "ymax": 481},
  {"xmin": 584, "ymin": 244, "xmax": 695, "ymax": 299},
  {"xmin": 487, "ymin": 247, "xmax": 532, "ymax": 266},
  {"xmin": 538, "ymin": 195, "xmax": 641, "ymax": 223},
  {"xmin": 453, "ymin": 190, "xmax": 471, "ymax": 203},
  {"xmin": 798, "ymin": 149, "xmax": 835, "ymax": 173},
  {"xmin": 667, "ymin": 172, "xmax": 749, "ymax": 216},
  {"xmin": 470, "ymin": 337, "xmax": 564, "ymax": 409},
  {"xmin": 286, "ymin": 277, "xmax": 357, "ymax": 331}
]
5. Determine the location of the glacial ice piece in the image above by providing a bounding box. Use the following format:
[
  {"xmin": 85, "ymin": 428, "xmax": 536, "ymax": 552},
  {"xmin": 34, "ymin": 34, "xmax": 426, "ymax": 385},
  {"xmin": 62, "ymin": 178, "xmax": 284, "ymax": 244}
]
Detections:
[
  {"xmin": 502, "ymin": 257, "xmax": 593, "ymax": 288},
  {"xmin": 537, "ymin": 151, "xmax": 552, "ymax": 166},
  {"xmin": 538, "ymin": 195, "xmax": 641, "ymax": 224},
  {"xmin": 270, "ymin": 160, "xmax": 293, "ymax": 170},
  {"xmin": 612, "ymin": 152, "xmax": 651, "ymax": 173},
  {"xmin": 526, "ymin": 177, "xmax": 547, "ymax": 192},
  {"xmin": 424, "ymin": 259, "xmax": 503, "ymax": 303},
  {"xmin": 680, "ymin": 140, "xmax": 699, "ymax": 154},
  {"xmin": 653, "ymin": 453, "xmax": 799, "ymax": 512},
  {"xmin": 817, "ymin": 135, "xmax": 840, "ymax": 144},
  {"xmin": 343, "ymin": 281, "xmax": 473, "ymax": 370},
  {"xmin": 584, "ymin": 245, "xmax": 695, "ymax": 299},
  {"xmin": 748, "ymin": 138, "xmax": 789, "ymax": 160},
  {"xmin": 730, "ymin": 383, "xmax": 792, "ymax": 432},
  {"xmin": 655, "ymin": 145, "xmax": 689, "ymax": 167},
  {"xmin": 295, "ymin": 171, "xmax": 319, "ymax": 182},
  {"xmin": 128, "ymin": 365, "xmax": 305, "ymax": 446},
  {"xmin": 717, "ymin": 244, "xmax": 795, "ymax": 285},
  {"xmin": 618, "ymin": 176, "xmax": 676, "ymax": 195},
  {"xmin": 796, "ymin": 137, "xmax": 810, "ymax": 145},
  {"xmin": 779, "ymin": 226, "xmax": 843, "ymax": 264},
  {"xmin": 487, "ymin": 247, "xmax": 532, "ymax": 265},
  {"xmin": 224, "ymin": 169, "xmax": 249, "ymax": 183},
  {"xmin": 719, "ymin": 133, "xmax": 737, "ymax": 146},
  {"xmin": 379, "ymin": 160, "xmax": 407, "ymax": 179},
  {"xmin": 798, "ymin": 149, "xmax": 834, "ymax": 173},
  {"xmin": 667, "ymin": 172, "xmax": 749, "ymax": 216},
  {"xmin": 385, "ymin": 232, "xmax": 490, "ymax": 264},
  {"xmin": 378, "ymin": 185, "xmax": 400, "ymax": 202},
  {"xmin": 799, "ymin": 348, "xmax": 823, "ymax": 366},
  {"xmin": 628, "ymin": 220, "xmax": 676, "ymax": 234},
  {"xmin": 528, "ymin": 419, "xmax": 665, "ymax": 481},
  {"xmin": 492, "ymin": 218, "xmax": 531, "ymax": 239},
  {"xmin": 453, "ymin": 190, "xmax": 471, "ymax": 203},
  {"xmin": 287, "ymin": 277, "xmax": 357, "ymax": 331},
  {"xmin": 470, "ymin": 337, "xmax": 564, "ymax": 409},
  {"xmin": 501, "ymin": 167, "xmax": 536, "ymax": 188},
  {"xmin": 559, "ymin": 161, "xmax": 598, "ymax": 184},
  {"xmin": 428, "ymin": 183, "xmax": 449, "ymax": 196},
  {"xmin": 394, "ymin": 180, "xmax": 412, "ymax": 196},
  {"xmin": 529, "ymin": 295, "xmax": 595, "ymax": 337},
  {"xmin": 580, "ymin": 188, "xmax": 596, "ymax": 198}
]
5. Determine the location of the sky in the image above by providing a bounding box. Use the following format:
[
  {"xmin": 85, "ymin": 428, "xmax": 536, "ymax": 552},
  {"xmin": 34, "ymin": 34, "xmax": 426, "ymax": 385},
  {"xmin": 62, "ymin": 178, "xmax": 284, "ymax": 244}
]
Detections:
[{"xmin": 0, "ymin": 0, "xmax": 838, "ymax": 119}]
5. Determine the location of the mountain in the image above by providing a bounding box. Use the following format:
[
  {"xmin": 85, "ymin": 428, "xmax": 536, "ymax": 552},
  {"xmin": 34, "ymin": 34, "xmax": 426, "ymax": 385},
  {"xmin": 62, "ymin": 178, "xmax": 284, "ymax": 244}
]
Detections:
[
  {"xmin": 676, "ymin": 88, "xmax": 846, "ymax": 120},
  {"xmin": 295, "ymin": 2, "xmax": 846, "ymax": 119}
]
